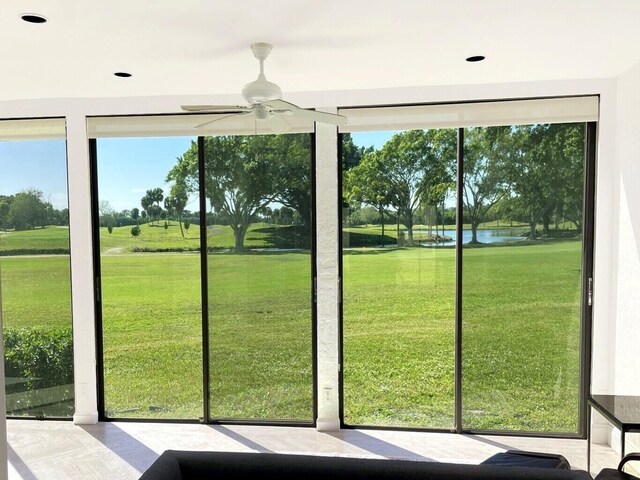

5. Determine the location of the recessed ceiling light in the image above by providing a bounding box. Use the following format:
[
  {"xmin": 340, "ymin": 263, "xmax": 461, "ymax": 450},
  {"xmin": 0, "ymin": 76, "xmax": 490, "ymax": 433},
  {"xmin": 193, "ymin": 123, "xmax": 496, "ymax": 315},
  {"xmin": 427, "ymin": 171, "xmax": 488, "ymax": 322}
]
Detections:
[
  {"xmin": 466, "ymin": 55, "xmax": 486, "ymax": 63},
  {"xmin": 114, "ymin": 72, "xmax": 132, "ymax": 78},
  {"xmin": 20, "ymin": 13, "xmax": 47, "ymax": 24}
]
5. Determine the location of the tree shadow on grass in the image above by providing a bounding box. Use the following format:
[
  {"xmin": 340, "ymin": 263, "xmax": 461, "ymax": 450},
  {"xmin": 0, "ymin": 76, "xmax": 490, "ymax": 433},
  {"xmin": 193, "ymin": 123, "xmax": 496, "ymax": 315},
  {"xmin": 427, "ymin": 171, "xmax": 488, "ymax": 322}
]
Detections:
[
  {"xmin": 218, "ymin": 249, "xmax": 311, "ymax": 256},
  {"xmin": 342, "ymin": 247, "xmax": 404, "ymax": 256},
  {"xmin": 343, "ymin": 231, "xmax": 397, "ymax": 248},
  {"xmin": 249, "ymin": 225, "xmax": 311, "ymax": 249}
]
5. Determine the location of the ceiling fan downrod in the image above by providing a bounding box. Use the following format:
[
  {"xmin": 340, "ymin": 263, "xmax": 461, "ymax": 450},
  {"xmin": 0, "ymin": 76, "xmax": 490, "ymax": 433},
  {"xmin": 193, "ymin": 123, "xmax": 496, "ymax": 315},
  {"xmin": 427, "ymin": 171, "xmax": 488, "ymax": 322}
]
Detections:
[{"xmin": 241, "ymin": 42, "xmax": 282, "ymax": 105}]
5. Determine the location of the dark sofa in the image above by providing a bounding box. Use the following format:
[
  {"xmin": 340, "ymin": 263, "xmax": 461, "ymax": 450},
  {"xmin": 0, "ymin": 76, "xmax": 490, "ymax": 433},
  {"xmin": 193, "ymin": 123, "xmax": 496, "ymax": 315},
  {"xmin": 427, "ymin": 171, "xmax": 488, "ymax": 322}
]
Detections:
[{"xmin": 139, "ymin": 450, "xmax": 594, "ymax": 480}]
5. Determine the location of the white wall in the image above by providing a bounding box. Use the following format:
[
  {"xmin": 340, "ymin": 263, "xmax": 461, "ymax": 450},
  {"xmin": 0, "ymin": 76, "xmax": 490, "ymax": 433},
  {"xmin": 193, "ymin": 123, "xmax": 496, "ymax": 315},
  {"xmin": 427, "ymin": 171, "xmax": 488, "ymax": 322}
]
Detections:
[
  {"xmin": 611, "ymin": 61, "xmax": 640, "ymax": 395},
  {"xmin": 0, "ymin": 76, "xmax": 621, "ymax": 428}
]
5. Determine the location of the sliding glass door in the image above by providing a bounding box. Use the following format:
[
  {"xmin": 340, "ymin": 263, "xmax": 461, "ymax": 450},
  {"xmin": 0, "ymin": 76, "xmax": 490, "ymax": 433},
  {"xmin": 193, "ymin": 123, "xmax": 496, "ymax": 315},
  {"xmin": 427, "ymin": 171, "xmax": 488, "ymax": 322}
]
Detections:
[
  {"xmin": 341, "ymin": 130, "xmax": 457, "ymax": 428},
  {"xmin": 461, "ymin": 124, "xmax": 586, "ymax": 432},
  {"xmin": 94, "ymin": 136, "xmax": 202, "ymax": 419},
  {"xmin": 339, "ymin": 98, "xmax": 596, "ymax": 434},
  {"xmin": 90, "ymin": 114, "xmax": 316, "ymax": 423},
  {"xmin": 201, "ymin": 133, "xmax": 315, "ymax": 422}
]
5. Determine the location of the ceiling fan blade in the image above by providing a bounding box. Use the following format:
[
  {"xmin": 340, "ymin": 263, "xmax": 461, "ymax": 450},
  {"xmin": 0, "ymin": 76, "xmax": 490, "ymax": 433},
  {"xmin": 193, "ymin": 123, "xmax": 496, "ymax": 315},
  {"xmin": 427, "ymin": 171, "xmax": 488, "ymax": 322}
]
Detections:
[
  {"xmin": 182, "ymin": 105, "xmax": 251, "ymax": 113},
  {"xmin": 195, "ymin": 111, "xmax": 251, "ymax": 129},
  {"xmin": 288, "ymin": 107, "xmax": 348, "ymax": 126},
  {"xmin": 264, "ymin": 99, "xmax": 347, "ymax": 126},
  {"xmin": 263, "ymin": 99, "xmax": 297, "ymax": 110},
  {"xmin": 268, "ymin": 111, "xmax": 293, "ymax": 134}
]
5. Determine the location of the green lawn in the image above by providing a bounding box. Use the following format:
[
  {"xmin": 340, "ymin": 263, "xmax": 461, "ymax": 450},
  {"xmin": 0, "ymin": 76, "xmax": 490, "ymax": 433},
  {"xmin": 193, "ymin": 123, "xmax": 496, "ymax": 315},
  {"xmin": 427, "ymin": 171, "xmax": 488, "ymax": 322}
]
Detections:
[
  {"xmin": 0, "ymin": 224, "xmax": 583, "ymax": 432},
  {"xmin": 342, "ymin": 240, "xmax": 581, "ymax": 432},
  {"xmin": 0, "ymin": 226, "xmax": 70, "ymax": 252},
  {"xmin": 0, "ymin": 255, "xmax": 72, "ymax": 326},
  {"xmin": 97, "ymin": 222, "xmax": 201, "ymax": 253},
  {"xmin": 98, "ymin": 250, "xmax": 313, "ymax": 420}
]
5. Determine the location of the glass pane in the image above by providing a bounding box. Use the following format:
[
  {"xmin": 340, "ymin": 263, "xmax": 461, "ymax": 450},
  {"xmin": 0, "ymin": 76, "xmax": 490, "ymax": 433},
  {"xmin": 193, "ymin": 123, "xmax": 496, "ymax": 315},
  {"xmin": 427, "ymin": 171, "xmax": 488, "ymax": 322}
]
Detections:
[
  {"xmin": 96, "ymin": 136, "xmax": 202, "ymax": 419},
  {"xmin": 0, "ymin": 130, "xmax": 74, "ymax": 417},
  {"xmin": 462, "ymin": 124, "xmax": 585, "ymax": 433},
  {"xmin": 202, "ymin": 134, "xmax": 314, "ymax": 421},
  {"xmin": 341, "ymin": 130, "xmax": 457, "ymax": 428}
]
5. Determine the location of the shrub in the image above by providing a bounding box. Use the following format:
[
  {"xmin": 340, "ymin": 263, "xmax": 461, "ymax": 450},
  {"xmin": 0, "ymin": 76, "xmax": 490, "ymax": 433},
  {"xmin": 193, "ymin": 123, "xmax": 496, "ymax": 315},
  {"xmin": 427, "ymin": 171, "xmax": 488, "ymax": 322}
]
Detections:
[
  {"xmin": 3, "ymin": 327, "xmax": 74, "ymax": 390},
  {"xmin": 107, "ymin": 224, "xmax": 113, "ymax": 234},
  {"xmin": 0, "ymin": 248, "xmax": 70, "ymax": 256},
  {"xmin": 3, "ymin": 327, "xmax": 74, "ymax": 415},
  {"xmin": 131, "ymin": 225, "xmax": 141, "ymax": 237}
]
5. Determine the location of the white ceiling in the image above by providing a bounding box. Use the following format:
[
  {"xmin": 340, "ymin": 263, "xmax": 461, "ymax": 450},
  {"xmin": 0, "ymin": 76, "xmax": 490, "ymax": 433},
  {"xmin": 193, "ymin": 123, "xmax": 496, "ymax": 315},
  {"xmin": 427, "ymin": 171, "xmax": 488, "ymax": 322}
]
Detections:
[{"xmin": 2, "ymin": 0, "xmax": 640, "ymax": 104}]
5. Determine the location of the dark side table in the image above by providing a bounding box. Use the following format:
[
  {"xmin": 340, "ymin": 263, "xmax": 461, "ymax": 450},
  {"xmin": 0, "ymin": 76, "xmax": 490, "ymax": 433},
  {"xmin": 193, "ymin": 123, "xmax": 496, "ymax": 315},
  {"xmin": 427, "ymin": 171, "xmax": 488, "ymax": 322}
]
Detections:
[{"xmin": 587, "ymin": 395, "xmax": 640, "ymax": 474}]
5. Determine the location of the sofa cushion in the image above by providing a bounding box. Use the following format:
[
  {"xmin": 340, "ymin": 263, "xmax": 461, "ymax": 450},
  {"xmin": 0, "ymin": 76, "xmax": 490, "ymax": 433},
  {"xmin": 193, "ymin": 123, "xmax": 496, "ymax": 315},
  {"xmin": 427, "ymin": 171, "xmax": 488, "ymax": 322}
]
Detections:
[{"xmin": 481, "ymin": 450, "xmax": 571, "ymax": 470}]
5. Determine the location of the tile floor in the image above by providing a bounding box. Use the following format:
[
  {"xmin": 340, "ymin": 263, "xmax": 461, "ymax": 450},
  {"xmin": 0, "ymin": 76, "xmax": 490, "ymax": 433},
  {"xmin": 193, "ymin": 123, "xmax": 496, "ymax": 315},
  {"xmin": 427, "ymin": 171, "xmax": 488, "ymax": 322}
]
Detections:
[{"xmin": 6, "ymin": 420, "xmax": 620, "ymax": 479}]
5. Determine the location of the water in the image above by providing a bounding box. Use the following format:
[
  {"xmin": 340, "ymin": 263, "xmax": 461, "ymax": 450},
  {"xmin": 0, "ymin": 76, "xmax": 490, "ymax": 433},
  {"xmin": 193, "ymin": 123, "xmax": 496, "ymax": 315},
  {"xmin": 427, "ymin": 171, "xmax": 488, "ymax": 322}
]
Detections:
[{"xmin": 413, "ymin": 228, "xmax": 524, "ymax": 247}]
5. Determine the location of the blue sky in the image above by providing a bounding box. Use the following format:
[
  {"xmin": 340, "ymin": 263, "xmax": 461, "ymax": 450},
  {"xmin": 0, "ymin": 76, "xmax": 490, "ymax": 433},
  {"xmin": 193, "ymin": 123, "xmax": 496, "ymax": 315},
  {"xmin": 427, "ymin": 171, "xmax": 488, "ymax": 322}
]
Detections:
[
  {"xmin": 351, "ymin": 131, "xmax": 395, "ymax": 150},
  {"xmin": 0, "ymin": 130, "xmax": 396, "ymax": 213},
  {"xmin": 96, "ymin": 136, "xmax": 196, "ymax": 212},
  {"xmin": 0, "ymin": 140, "xmax": 69, "ymax": 209}
]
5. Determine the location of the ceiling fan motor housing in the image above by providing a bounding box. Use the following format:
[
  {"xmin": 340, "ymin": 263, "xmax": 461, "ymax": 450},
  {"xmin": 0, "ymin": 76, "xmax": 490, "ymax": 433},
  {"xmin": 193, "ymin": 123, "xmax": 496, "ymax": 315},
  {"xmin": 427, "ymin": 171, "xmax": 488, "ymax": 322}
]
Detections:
[{"xmin": 242, "ymin": 74, "xmax": 282, "ymax": 105}]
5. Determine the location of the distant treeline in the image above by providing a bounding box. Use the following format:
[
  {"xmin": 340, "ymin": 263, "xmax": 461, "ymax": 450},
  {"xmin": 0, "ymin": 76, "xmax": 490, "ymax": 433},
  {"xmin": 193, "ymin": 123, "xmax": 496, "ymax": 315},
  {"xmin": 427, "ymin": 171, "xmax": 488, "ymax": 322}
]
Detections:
[{"xmin": 0, "ymin": 189, "xmax": 68, "ymax": 231}]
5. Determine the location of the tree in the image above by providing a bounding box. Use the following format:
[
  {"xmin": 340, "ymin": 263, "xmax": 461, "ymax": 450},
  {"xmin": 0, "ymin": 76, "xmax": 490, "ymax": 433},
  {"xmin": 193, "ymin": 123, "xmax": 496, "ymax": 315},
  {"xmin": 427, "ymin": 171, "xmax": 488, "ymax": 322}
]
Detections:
[
  {"xmin": 147, "ymin": 188, "xmax": 164, "ymax": 209},
  {"xmin": 269, "ymin": 134, "xmax": 313, "ymax": 228},
  {"xmin": 165, "ymin": 156, "xmax": 192, "ymax": 239},
  {"xmin": 167, "ymin": 136, "xmax": 278, "ymax": 252},
  {"xmin": 0, "ymin": 195, "xmax": 12, "ymax": 231},
  {"xmin": 344, "ymin": 150, "xmax": 393, "ymax": 244},
  {"xmin": 141, "ymin": 188, "xmax": 164, "ymax": 225},
  {"xmin": 505, "ymin": 123, "xmax": 585, "ymax": 238},
  {"xmin": 148, "ymin": 204, "xmax": 162, "ymax": 224},
  {"xmin": 425, "ymin": 180, "xmax": 455, "ymax": 236},
  {"xmin": 420, "ymin": 129, "xmax": 456, "ymax": 236},
  {"xmin": 8, "ymin": 189, "xmax": 47, "ymax": 231},
  {"xmin": 131, "ymin": 207, "xmax": 140, "ymax": 225},
  {"xmin": 463, "ymin": 127, "xmax": 511, "ymax": 243},
  {"xmin": 59, "ymin": 208, "xmax": 69, "ymax": 226},
  {"xmin": 489, "ymin": 195, "xmax": 517, "ymax": 227},
  {"xmin": 98, "ymin": 201, "xmax": 113, "ymax": 216},
  {"xmin": 376, "ymin": 129, "xmax": 456, "ymax": 244},
  {"xmin": 341, "ymin": 133, "xmax": 372, "ymax": 172},
  {"xmin": 98, "ymin": 200, "xmax": 115, "ymax": 227},
  {"xmin": 557, "ymin": 124, "xmax": 586, "ymax": 232},
  {"xmin": 165, "ymin": 178, "xmax": 189, "ymax": 238},
  {"xmin": 140, "ymin": 194, "xmax": 152, "ymax": 224}
]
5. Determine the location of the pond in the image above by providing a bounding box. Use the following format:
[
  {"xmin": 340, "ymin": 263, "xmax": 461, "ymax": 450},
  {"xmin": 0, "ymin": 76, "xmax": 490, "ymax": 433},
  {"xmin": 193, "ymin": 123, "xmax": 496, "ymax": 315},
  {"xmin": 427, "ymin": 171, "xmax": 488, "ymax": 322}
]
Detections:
[{"xmin": 413, "ymin": 228, "xmax": 524, "ymax": 247}]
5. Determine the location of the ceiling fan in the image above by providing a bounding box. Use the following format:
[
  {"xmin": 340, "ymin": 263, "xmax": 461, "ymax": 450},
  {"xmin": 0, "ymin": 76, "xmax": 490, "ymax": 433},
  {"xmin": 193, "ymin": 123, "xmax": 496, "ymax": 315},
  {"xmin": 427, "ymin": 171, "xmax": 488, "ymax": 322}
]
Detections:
[{"xmin": 181, "ymin": 42, "xmax": 347, "ymax": 129}]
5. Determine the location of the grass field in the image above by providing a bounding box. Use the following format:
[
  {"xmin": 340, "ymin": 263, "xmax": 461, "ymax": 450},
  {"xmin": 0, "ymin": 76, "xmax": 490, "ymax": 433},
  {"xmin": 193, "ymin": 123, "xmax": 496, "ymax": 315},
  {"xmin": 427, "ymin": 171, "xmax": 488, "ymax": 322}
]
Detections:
[
  {"xmin": 0, "ymin": 227, "xmax": 70, "ymax": 252},
  {"xmin": 0, "ymin": 223, "xmax": 583, "ymax": 432},
  {"xmin": 342, "ymin": 240, "xmax": 581, "ymax": 432},
  {"xmin": 93, "ymin": 221, "xmax": 308, "ymax": 253}
]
